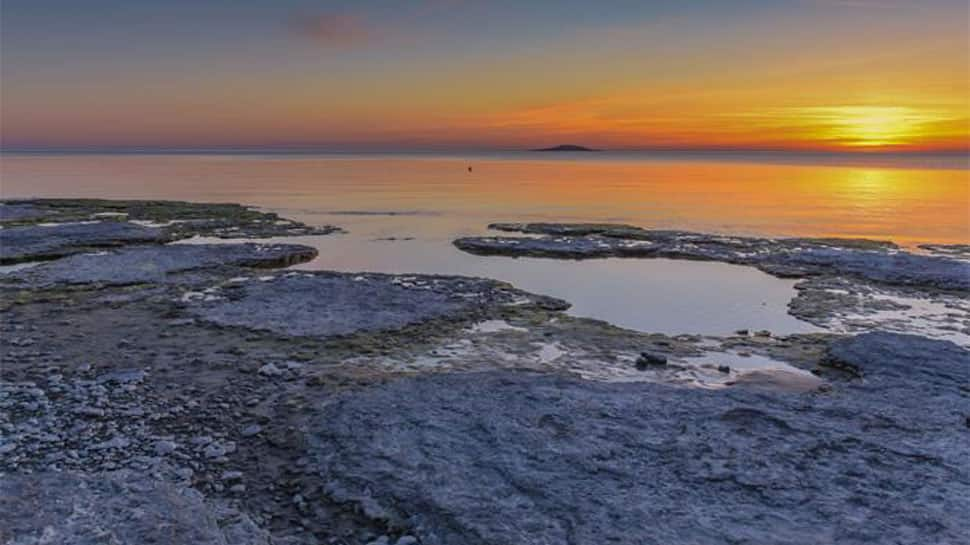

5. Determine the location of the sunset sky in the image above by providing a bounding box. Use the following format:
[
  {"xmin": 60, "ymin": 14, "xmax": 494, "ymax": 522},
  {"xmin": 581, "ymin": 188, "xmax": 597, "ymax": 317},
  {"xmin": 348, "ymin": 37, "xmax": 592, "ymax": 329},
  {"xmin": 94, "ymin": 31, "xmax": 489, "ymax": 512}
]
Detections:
[{"xmin": 2, "ymin": 0, "xmax": 968, "ymax": 152}]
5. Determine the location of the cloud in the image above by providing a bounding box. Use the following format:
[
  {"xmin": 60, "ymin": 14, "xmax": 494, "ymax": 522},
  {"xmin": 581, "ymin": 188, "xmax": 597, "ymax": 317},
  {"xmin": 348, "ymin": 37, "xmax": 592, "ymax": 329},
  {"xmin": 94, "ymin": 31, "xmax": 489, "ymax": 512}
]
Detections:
[{"xmin": 291, "ymin": 13, "xmax": 374, "ymax": 47}]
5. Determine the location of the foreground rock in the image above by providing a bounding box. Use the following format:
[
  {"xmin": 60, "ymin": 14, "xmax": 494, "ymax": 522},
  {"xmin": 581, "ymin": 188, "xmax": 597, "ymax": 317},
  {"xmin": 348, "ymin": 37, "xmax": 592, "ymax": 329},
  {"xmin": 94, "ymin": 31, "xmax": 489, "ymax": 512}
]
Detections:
[
  {"xmin": 0, "ymin": 471, "xmax": 269, "ymax": 545},
  {"xmin": 5, "ymin": 243, "xmax": 317, "ymax": 287},
  {"xmin": 185, "ymin": 272, "xmax": 568, "ymax": 337},
  {"xmin": 309, "ymin": 332, "xmax": 969, "ymax": 545},
  {"xmin": 454, "ymin": 223, "xmax": 970, "ymax": 291}
]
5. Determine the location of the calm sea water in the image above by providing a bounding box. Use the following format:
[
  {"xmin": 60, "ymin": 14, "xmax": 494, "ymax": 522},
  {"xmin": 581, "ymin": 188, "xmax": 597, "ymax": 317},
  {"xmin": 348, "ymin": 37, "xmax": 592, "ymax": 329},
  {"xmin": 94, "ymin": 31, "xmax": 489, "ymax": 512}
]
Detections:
[{"xmin": 2, "ymin": 151, "xmax": 966, "ymax": 335}]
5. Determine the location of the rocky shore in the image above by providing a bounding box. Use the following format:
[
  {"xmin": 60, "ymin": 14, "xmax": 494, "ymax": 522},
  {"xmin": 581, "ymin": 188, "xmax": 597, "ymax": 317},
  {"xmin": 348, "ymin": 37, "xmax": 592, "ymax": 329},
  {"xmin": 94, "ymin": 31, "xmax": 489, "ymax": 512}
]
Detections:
[
  {"xmin": 1, "ymin": 201, "xmax": 967, "ymax": 545},
  {"xmin": 456, "ymin": 223, "xmax": 970, "ymax": 344}
]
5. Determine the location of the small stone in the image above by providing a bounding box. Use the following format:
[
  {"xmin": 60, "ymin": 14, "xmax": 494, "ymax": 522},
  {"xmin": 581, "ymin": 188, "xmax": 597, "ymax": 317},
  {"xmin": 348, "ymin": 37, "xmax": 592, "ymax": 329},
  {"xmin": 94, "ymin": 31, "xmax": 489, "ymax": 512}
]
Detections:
[
  {"xmin": 221, "ymin": 470, "xmax": 243, "ymax": 482},
  {"xmin": 75, "ymin": 406, "xmax": 105, "ymax": 418},
  {"xmin": 153, "ymin": 440, "xmax": 177, "ymax": 456},
  {"xmin": 735, "ymin": 329, "xmax": 749, "ymax": 336},
  {"xmin": 92, "ymin": 436, "xmax": 130, "ymax": 451},
  {"xmin": 230, "ymin": 484, "xmax": 246, "ymax": 493},
  {"xmin": 258, "ymin": 363, "xmax": 283, "ymax": 377},
  {"xmin": 396, "ymin": 537, "xmax": 419, "ymax": 545},
  {"xmin": 754, "ymin": 330, "xmax": 772, "ymax": 337},
  {"xmin": 240, "ymin": 424, "xmax": 262, "ymax": 437},
  {"xmin": 635, "ymin": 351, "xmax": 667, "ymax": 369},
  {"xmin": 203, "ymin": 443, "xmax": 226, "ymax": 458},
  {"xmin": 717, "ymin": 365, "xmax": 731, "ymax": 374}
]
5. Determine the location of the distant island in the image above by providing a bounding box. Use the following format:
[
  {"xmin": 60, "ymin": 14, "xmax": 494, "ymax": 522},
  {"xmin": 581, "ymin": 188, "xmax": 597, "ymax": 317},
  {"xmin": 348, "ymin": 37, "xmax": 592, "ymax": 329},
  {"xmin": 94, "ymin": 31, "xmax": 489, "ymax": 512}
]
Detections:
[{"xmin": 531, "ymin": 144, "xmax": 599, "ymax": 152}]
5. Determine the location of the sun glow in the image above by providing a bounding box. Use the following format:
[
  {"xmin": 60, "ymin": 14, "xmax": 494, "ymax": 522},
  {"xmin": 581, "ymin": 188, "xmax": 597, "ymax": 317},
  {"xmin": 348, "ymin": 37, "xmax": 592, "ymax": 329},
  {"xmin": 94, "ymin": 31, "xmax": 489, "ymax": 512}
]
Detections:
[{"xmin": 794, "ymin": 106, "xmax": 950, "ymax": 148}]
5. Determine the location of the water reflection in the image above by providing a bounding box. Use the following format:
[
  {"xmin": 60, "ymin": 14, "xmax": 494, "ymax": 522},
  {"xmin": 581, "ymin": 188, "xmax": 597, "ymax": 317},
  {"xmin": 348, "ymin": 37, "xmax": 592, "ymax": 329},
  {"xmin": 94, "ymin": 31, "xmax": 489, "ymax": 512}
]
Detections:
[
  {"xmin": 224, "ymin": 222, "xmax": 820, "ymax": 336},
  {"xmin": 2, "ymin": 153, "xmax": 966, "ymax": 246}
]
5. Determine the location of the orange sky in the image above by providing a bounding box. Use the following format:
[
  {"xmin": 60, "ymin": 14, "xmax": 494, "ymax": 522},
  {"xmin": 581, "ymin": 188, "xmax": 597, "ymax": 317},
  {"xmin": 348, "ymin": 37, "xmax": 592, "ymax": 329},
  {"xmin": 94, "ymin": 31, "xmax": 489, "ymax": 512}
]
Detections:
[{"xmin": 1, "ymin": 1, "xmax": 967, "ymax": 151}]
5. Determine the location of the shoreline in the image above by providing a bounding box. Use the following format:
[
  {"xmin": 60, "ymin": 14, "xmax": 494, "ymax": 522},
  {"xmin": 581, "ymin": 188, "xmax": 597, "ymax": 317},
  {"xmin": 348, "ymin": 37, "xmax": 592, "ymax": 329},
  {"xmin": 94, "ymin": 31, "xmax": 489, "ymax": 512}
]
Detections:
[{"xmin": 1, "ymin": 199, "xmax": 968, "ymax": 544}]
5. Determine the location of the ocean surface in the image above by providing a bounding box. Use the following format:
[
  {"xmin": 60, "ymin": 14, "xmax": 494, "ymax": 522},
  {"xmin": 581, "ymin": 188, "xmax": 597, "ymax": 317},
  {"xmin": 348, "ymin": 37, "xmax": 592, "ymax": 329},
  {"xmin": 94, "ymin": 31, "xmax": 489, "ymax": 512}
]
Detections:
[{"xmin": 2, "ymin": 151, "xmax": 967, "ymax": 335}]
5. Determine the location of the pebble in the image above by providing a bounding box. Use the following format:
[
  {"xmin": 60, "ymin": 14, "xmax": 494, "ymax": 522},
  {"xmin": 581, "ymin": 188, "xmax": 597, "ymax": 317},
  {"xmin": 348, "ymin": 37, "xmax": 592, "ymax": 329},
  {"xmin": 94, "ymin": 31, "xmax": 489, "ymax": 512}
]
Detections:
[
  {"xmin": 153, "ymin": 440, "xmax": 177, "ymax": 455},
  {"xmin": 240, "ymin": 424, "xmax": 262, "ymax": 437},
  {"xmin": 635, "ymin": 351, "xmax": 667, "ymax": 369},
  {"xmin": 75, "ymin": 406, "xmax": 106, "ymax": 418},
  {"xmin": 258, "ymin": 363, "xmax": 283, "ymax": 377}
]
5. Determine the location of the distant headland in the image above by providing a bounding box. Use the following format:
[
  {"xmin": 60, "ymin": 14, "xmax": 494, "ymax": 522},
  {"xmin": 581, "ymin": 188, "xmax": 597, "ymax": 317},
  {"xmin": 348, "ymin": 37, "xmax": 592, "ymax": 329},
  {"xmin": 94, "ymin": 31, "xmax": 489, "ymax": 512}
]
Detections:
[{"xmin": 531, "ymin": 144, "xmax": 599, "ymax": 152}]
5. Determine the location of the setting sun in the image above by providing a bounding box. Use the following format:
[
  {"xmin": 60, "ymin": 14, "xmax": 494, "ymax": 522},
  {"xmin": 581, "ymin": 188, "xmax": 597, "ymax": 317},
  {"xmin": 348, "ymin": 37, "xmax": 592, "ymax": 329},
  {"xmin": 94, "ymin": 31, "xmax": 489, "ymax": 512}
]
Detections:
[{"xmin": 798, "ymin": 106, "xmax": 949, "ymax": 147}]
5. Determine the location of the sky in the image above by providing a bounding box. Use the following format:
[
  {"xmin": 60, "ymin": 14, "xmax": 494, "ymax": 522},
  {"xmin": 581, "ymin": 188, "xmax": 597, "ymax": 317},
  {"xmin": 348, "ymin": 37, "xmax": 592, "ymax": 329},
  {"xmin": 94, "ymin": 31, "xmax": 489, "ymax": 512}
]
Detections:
[{"xmin": 1, "ymin": 0, "xmax": 968, "ymax": 152}]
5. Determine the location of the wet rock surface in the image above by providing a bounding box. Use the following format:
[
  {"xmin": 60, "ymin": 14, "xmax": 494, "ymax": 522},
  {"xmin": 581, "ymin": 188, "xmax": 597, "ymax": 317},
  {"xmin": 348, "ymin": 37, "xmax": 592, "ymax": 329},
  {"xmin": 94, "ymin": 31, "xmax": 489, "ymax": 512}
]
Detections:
[
  {"xmin": 4, "ymin": 243, "xmax": 317, "ymax": 287},
  {"xmin": 0, "ymin": 198, "xmax": 339, "ymax": 264},
  {"xmin": 454, "ymin": 223, "xmax": 970, "ymax": 291},
  {"xmin": 310, "ymin": 333, "xmax": 969, "ymax": 545},
  {"xmin": 0, "ymin": 198, "xmax": 339, "ymax": 237},
  {"xmin": 789, "ymin": 276, "xmax": 970, "ymax": 346}
]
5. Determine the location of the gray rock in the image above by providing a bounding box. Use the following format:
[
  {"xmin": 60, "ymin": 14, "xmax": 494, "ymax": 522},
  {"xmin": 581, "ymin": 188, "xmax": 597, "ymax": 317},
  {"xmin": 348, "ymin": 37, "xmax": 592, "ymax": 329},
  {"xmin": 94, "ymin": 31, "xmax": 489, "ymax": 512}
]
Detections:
[
  {"xmin": 0, "ymin": 198, "xmax": 340, "ymax": 239},
  {"xmin": 186, "ymin": 272, "xmax": 567, "ymax": 337},
  {"xmin": 240, "ymin": 424, "xmax": 263, "ymax": 437},
  {"xmin": 74, "ymin": 406, "xmax": 105, "ymax": 418},
  {"xmin": 202, "ymin": 441, "xmax": 236, "ymax": 459},
  {"xmin": 635, "ymin": 351, "xmax": 667, "ymax": 368},
  {"xmin": 8, "ymin": 243, "xmax": 317, "ymax": 287},
  {"xmin": 90, "ymin": 436, "xmax": 130, "ymax": 451},
  {"xmin": 0, "ymin": 471, "xmax": 270, "ymax": 544},
  {"xmin": 0, "ymin": 221, "xmax": 166, "ymax": 264},
  {"xmin": 308, "ymin": 333, "xmax": 969, "ymax": 545},
  {"xmin": 0, "ymin": 203, "xmax": 48, "ymax": 223},
  {"xmin": 454, "ymin": 224, "xmax": 970, "ymax": 291},
  {"xmin": 96, "ymin": 368, "xmax": 147, "ymax": 384},
  {"xmin": 258, "ymin": 363, "xmax": 284, "ymax": 377},
  {"xmin": 154, "ymin": 440, "xmax": 178, "ymax": 456}
]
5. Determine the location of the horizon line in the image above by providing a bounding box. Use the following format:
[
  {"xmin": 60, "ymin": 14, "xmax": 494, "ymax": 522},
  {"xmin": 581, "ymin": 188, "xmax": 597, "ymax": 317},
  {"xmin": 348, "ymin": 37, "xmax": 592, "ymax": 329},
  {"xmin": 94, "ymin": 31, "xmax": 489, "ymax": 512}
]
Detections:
[{"xmin": 2, "ymin": 146, "xmax": 968, "ymax": 156}]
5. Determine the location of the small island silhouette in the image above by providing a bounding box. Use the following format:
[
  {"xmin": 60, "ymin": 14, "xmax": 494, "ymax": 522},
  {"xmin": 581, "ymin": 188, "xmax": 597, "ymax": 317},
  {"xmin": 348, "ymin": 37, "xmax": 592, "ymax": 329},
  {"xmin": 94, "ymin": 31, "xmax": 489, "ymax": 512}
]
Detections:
[{"xmin": 531, "ymin": 144, "xmax": 599, "ymax": 152}]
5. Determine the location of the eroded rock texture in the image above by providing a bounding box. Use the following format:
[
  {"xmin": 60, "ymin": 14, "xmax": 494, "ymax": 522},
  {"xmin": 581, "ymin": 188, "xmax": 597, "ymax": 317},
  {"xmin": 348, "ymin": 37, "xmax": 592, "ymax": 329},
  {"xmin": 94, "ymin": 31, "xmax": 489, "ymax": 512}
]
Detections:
[
  {"xmin": 0, "ymin": 471, "xmax": 270, "ymax": 545},
  {"xmin": 309, "ymin": 332, "xmax": 969, "ymax": 545}
]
